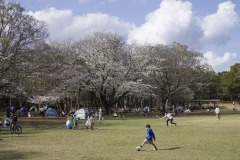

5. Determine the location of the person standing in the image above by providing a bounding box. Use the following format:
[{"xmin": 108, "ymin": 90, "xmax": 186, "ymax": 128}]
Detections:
[
  {"xmin": 215, "ymin": 106, "xmax": 221, "ymax": 120},
  {"xmin": 162, "ymin": 112, "xmax": 177, "ymax": 126},
  {"xmin": 86, "ymin": 113, "xmax": 94, "ymax": 130},
  {"xmin": 140, "ymin": 124, "xmax": 158, "ymax": 150},
  {"xmin": 72, "ymin": 114, "xmax": 78, "ymax": 130},
  {"xmin": 98, "ymin": 108, "xmax": 103, "ymax": 124}
]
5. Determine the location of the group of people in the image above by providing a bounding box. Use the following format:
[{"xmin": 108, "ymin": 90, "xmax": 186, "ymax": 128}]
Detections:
[
  {"xmin": 0, "ymin": 111, "xmax": 19, "ymax": 132},
  {"xmin": 72, "ymin": 108, "xmax": 103, "ymax": 130},
  {"xmin": 139, "ymin": 105, "xmax": 225, "ymax": 151},
  {"xmin": 138, "ymin": 111, "xmax": 177, "ymax": 151},
  {"xmin": 136, "ymin": 106, "xmax": 150, "ymax": 116},
  {"xmin": 0, "ymin": 106, "xmax": 19, "ymax": 128}
]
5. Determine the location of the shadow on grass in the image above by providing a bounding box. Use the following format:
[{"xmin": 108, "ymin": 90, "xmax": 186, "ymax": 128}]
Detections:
[
  {"xmin": 0, "ymin": 117, "xmax": 117, "ymax": 136},
  {"xmin": 160, "ymin": 147, "xmax": 183, "ymax": 150},
  {"xmin": 0, "ymin": 150, "xmax": 40, "ymax": 159},
  {"xmin": 0, "ymin": 117, "xmax": 66, "ymax": 136}
]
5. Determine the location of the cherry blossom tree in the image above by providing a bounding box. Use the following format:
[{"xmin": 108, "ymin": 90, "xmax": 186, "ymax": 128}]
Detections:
[{"xmin": 72, "ymin": 32, "xmax": 149, "ymax": 114}]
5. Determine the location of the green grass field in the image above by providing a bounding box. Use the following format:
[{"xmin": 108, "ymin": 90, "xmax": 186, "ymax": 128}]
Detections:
[{"xmin": 0, "ymin": 110, "xmax": 240, "ymax": 160}]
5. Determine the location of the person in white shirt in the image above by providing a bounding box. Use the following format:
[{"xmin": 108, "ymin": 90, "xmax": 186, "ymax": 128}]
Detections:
[
  {"xmin": 98, "ymin": 108, "xmax": 103, "ymax": 124},
  {"xmin": 162, "ymin": 112, "xmax": 177, "ymax": 126},
  {"xmin": 215, "ymin": 106, "xmax": 220, "ymax": 120}
]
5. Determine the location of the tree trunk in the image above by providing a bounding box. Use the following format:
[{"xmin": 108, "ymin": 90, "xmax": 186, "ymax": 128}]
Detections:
[
  {"xmin": 102, "ymin": 102, "xmax": 110, "ymax": 115},
  {"xmin": 161, "ymin": 98, "xmax": 168, "ymax": 112}
]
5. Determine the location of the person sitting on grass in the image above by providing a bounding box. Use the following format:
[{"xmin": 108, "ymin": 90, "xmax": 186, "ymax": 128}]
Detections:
[
  {"xmin": 140, "ymin": 124, "xmax": 158, "ymax": 151},
  {"xmin": 232, "ymin": 102, "xmax": 237, "ymax": 110},
  {"xmin": 162, "ymin": 112, "xmax": 177, "ymax": 126},
  {"xmin": 113, "ymin": 112, "xmax": 118, "ymax": 118}
]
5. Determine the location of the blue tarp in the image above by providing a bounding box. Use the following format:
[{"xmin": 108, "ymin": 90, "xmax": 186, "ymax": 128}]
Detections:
[
  {"xmin": 20, "ymin": 106, "xmax": 29, "ymax": 116},
  {"xmin": 45, "ymin": 107, "xmax": 59, "ymax": 116}
]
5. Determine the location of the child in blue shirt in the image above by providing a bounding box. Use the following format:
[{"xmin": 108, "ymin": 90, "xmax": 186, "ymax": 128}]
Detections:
[{"xmin": 140, "ymin": 124, "xmax": 158, "ymax": 150}]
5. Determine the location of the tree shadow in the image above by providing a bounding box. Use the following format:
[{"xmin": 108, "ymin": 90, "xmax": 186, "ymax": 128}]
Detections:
[
  {"xmin": 0, "ymin": 117, "xmax": 66, "ymax": 136},
  {"xmin": 0, "ymin": 150, "xmax": 40, "ymax": 159}
]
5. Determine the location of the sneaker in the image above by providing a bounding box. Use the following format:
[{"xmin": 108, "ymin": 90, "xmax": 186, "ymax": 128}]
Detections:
[{"xmin": 153, "ymin": 147, "xmax": 158, "ymax": 150}]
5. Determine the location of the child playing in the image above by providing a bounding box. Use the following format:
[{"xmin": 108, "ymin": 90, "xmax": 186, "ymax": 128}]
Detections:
[
  {"xmin": 86, "ymin": 113, "xmax": 94, "ymax": 130},
  {"xmin": 140, "ymin": 124, "xmax": 158, "ymax": 150},
  {"xmin": 162, "ymin": 112, "xmax": 177, "ymax": 126},
  {"xmin": 72, "ymin": 114, "xmax": 78, "ymax": 130}
]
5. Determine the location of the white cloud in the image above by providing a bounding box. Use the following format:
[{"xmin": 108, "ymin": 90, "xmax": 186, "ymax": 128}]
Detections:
[
  {"xmin": 28, "ymin": 0, "xmax": 239, "ymax": 50},
  {"xmin": 128, "ymin": 0, "xmax": 201, "ymax": 45},
  {"xmin": 28, "ymin": 7, "xmax": 134, "ymax": 40},
  {"xmin": 200, "ymin": 1, "xmax": 239, "ymax": 46},
  {"xmin": 127, "ymin": 0, "xmax": 239, "ymax": 49},
  {"xmin": 26, "ymin": 0, "xmax": 240, "ymax": 73},
  {"xmin": 203, "ymin": 51, "xmax": 237, "ymax": 72}
]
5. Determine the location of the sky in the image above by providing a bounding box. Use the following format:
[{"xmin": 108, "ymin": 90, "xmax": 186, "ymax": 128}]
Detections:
[{"xmin": 10, "ymin": 0, "xmax": 240, "ymax": 73}]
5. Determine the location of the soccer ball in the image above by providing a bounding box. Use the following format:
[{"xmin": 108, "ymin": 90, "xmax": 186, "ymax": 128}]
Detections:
[{"xmin": 135, "ymin": 146, "xmax": 141, "ymax": 151}]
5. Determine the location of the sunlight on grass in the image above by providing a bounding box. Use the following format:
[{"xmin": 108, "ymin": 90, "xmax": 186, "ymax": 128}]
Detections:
[{"xmin": 0, "ymin": 113, "xmax": 240, "ymax": 160}]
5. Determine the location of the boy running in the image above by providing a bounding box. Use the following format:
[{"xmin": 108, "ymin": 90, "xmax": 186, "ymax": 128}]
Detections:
[{"xmin": 140, "ymin": 124, "xmax": 158, "ymax": 150}]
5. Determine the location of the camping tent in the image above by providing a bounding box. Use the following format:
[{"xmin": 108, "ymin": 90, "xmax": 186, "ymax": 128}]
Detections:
[
  {"xmin": 75, "ymin": 108, "xmax": 89, "ymax": 119},
  {"xmin": 45, "ymin": 106, "xmax": 60, "ymax": 116},
  {"xmin": 29, "ymin": 106, "xmax": 38, "ymax": 112},
  {"xmin": 20, "ymin": 106, "xmax": 29, "ymax": 117}
]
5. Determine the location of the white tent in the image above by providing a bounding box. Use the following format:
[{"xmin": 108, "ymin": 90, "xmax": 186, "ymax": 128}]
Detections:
[
  {"xmin": 29, "ymin": 106, "xmax": 38, "ymax": 112},
  {"xmin": 75, "ymin": 108, "xmax": 89, "ymax": 119}
]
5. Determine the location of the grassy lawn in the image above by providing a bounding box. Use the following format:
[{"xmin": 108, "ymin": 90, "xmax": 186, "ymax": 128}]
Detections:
[{"xmin": 0, "ymin": 110, "xmax": 240, "ymax": 160}]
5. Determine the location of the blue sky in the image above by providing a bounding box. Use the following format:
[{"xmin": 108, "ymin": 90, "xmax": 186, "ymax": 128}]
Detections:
[{"xmin": 11, "ymin": 0, "xmax": 240, "ymax": 73}]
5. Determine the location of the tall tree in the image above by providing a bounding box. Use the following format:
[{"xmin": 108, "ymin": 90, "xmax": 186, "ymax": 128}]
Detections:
[
  {"xmin": 146, "ymin": 43, "xmax": 211, "ymax": 111},
  {"xmin": 220, "ymin": 63, "xmax": 240, "ymax": 100},
  {"xmin": 73, "ymin": 32, "xmax": 147, "ymax": 114},
  {"xmin": 0, "ymin": 0, "xmax": 48, "ymax": 98}
]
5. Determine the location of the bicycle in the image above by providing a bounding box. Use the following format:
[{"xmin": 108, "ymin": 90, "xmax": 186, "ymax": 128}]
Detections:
[{"xmin": 10, "ymin": 121, "xmax": 22, "ymax": 134}]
